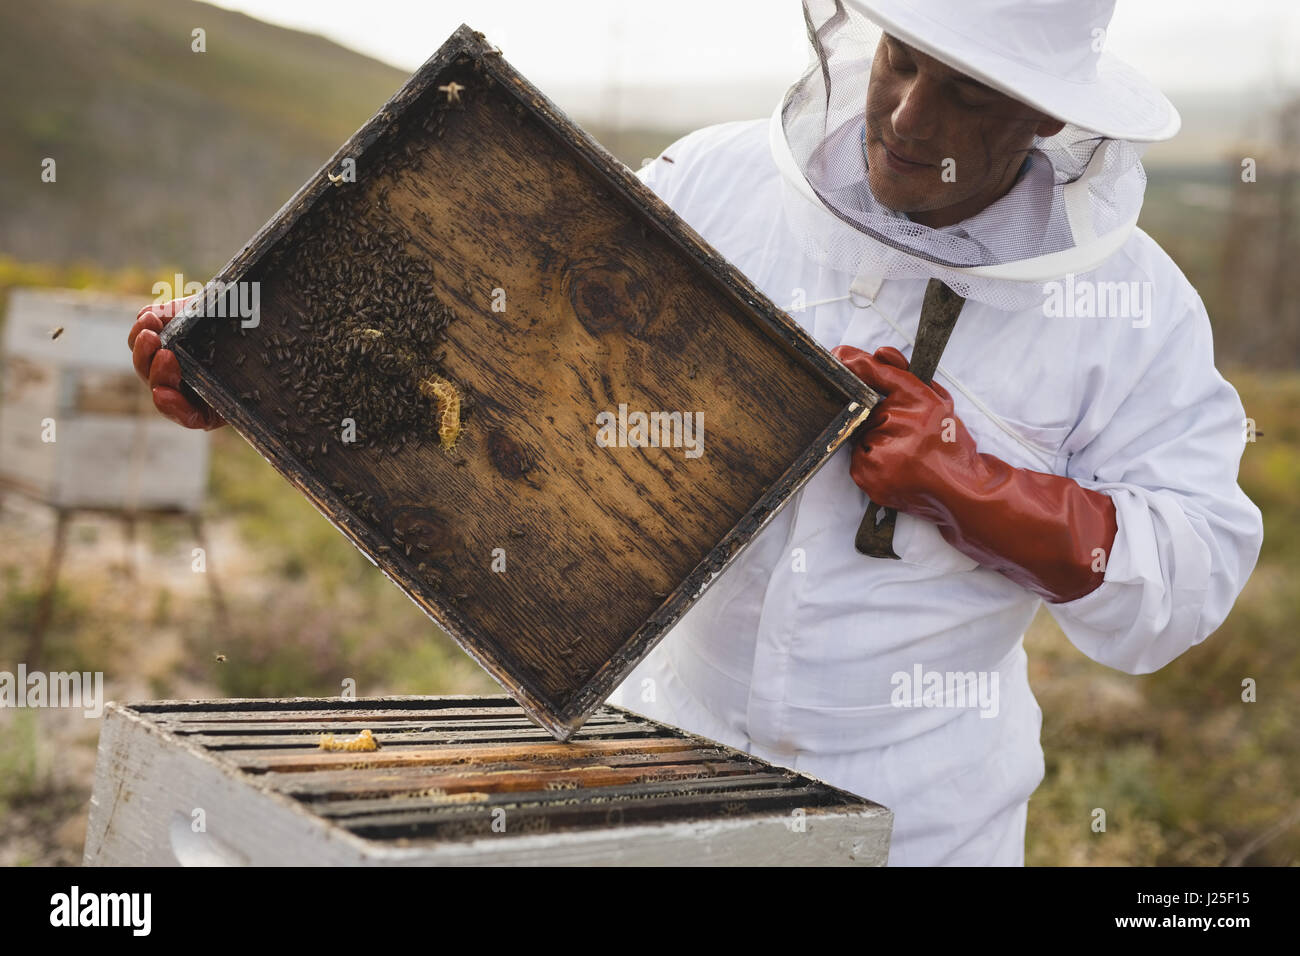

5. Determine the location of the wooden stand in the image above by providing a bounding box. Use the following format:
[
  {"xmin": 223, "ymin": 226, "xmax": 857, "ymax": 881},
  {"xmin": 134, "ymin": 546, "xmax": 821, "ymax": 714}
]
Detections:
[{"xmin": 14, "ymin": 495, "xmax": 228, "ymax": 666}]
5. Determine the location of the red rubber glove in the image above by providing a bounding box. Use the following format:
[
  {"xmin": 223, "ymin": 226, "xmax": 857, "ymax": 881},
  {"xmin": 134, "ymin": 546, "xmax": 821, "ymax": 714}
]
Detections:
[
  {"xmin": 128, "ymin": 295, "xmax": 226, "ymax": 430},
  {"xmin": 832, "ymin": 344, "xmax": 1117, "ymax": 603}
]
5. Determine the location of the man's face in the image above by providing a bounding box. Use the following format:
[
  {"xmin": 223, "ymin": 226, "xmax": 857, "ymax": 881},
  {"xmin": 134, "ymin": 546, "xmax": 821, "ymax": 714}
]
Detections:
[{"xmin": 863, "ymin": 34, "xmax": 1065, "ymax": 228}]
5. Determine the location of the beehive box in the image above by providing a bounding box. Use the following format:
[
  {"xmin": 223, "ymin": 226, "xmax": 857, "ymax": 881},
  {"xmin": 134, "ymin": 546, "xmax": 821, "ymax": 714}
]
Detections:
[
  {"xmin": 1, "ymin": 287, "xmax": 209, "ymax": 511},
  {"xmin": 84, "ymin": 696, "xmax": 892, "ymax": 866},
  {"xmin": 159, "ymin": 24, "xmax": 875, "ymax": 739}
]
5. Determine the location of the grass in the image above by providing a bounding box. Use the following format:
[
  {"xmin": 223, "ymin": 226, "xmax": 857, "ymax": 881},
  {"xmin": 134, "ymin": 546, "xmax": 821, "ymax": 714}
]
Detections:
[
  {"xmin": 0, "ymin": 565, "xmax": 131, "ymax": 676},
  {"xmin": 191, "ymin": 426, "xmax": 497, "ymax": 700},
  {"xmin": 1024, "ymin": 369, "xmax": 1300, "ymax": 866},
  {"xmin": 0, "ymin": 169, "xmax": 1295, "ymax": 863},
  {"xmin": 90, "ymin": 344, "xmax": 1299, "ymax": 866},
  {"xmin": 0, "ymin": 0, "xmax": 410, "ymax": 276},
  {"xmin": 0, "ymin": 710, "xmax": 43, "ymax": 812},
  {"xmin": 4, "ymin": 365, "xmax": 1282, "ymax": 864}
]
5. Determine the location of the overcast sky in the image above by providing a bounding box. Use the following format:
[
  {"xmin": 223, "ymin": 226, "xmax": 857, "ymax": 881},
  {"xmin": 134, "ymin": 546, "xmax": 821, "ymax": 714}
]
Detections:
[{"xmin": 205, "ymin": 0, "xmax": 1298, "ymax": 94}]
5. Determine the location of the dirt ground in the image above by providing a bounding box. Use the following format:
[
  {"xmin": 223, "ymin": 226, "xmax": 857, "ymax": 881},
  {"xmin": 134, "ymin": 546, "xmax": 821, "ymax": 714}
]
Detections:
[{"xmin": 0, "ymin": 492, "xmax": 239, "ymax": 865}]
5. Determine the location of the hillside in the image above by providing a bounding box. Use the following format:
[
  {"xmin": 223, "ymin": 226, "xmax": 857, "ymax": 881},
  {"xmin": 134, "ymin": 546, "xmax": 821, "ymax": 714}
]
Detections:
[
  {"xmin": 0, "ymin": 0, "xmax": 411, "ymax": 276},
  {"xmin": 2, "ymin": 1, "xmax": 1294, "ymax": 368}
]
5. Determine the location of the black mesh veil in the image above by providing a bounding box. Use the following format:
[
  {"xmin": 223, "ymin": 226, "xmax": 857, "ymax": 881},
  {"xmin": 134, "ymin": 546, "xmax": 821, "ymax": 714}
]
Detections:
[{"xmin": 774, "ymin": 0, "xmax": 1152, "ymax": 310}]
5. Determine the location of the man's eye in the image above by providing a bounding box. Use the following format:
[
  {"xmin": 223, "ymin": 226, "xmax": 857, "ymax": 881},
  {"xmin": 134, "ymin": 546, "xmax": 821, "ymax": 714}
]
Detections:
[
  {"xmin": 885, "ymin": 44, "xmax": 915, "ymax": 73},
  {"xmin": 955, "ymin": 85, "xmax": 996, "ymax": 108}
]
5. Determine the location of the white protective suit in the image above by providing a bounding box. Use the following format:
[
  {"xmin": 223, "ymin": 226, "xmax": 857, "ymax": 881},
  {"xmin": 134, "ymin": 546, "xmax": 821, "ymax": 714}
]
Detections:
[{"xmin": 606, "ymin": 115, "xmax": 1264, "ymax": 866}]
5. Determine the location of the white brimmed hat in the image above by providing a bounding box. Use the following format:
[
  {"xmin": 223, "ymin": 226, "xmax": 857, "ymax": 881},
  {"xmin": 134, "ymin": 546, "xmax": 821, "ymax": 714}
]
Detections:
[
  {"xmin": 773, "ymin": 0, "xmax": 1176, "ymax": 309},
  {"xmin": 855, "ymin": 0, "xmax": 1180, "ymax": 142}
]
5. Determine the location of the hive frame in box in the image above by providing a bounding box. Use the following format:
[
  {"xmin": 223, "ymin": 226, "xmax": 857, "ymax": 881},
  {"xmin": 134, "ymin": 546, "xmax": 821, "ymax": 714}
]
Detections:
[{"xmin": 160, "ymin": 24, "xmax": 877, "ymax": 739}]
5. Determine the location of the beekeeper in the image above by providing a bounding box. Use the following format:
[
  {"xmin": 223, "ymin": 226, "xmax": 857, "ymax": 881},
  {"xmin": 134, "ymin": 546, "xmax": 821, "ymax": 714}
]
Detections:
[
  {"xmin": 604, "ymin": 0, "xmax": 1263, "ymax": 865},
  {"xmin": 128, "ymin": 0, "xmax": 1264, "ymax": 867}
]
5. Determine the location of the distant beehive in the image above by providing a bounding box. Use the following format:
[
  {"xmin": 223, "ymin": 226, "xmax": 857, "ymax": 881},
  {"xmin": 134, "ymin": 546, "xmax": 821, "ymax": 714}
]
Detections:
[{"xmin": 0, "ymin": 287, "xmax": 209, "ymax": 512}]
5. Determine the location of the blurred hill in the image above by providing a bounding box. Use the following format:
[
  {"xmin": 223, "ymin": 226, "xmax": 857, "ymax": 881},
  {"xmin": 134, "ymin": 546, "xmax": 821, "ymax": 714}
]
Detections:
[
  {"xmin": 3, "ymin": 0, "xmax": 1298, "ymax": 366},
  {"xmin": 0, "ymin": 0, "xmax": 1274, "ymax": 264},
  {"xmin": 0, "ymin": 0, "xmax": 412, "ymax": 275},
  {"xmin": 0, "ymin": 0, "xmax": 690, "ymax": 278}
]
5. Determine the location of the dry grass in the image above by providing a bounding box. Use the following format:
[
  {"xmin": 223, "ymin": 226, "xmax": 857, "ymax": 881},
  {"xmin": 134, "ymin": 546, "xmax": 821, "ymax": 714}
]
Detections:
[{"xmin": 1024, "ymin": 369, "xmax": 1300, "ymax": 866}]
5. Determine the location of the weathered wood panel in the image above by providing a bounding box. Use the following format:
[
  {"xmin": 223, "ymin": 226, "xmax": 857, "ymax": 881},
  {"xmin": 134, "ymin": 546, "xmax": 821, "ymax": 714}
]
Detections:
[{"xmin": 160, "ymin": 25, "xmax": 875, "ymax": 738}]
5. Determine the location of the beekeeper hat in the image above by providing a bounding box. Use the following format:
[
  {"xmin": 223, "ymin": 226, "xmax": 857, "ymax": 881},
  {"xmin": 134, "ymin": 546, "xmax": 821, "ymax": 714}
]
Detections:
[
  {"xmin": 773, "ymin": 0, "xmax": 1180, "ymax": 309},
  {"xmin": 855, "ymin": 0, "xmax": 1179, "ymax": 142}
]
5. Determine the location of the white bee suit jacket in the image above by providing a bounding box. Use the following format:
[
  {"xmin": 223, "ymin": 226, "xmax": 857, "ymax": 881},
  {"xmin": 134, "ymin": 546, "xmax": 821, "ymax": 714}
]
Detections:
[{"xmin": 605, "ymin": 118, "xmax": 1264, "ymax": 866}]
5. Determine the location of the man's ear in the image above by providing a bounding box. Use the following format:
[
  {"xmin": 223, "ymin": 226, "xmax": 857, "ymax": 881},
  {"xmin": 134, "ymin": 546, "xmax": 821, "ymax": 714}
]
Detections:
[{"xmin": 1036, "ymin": 116, "xmax": 1067, "ymax": 138}]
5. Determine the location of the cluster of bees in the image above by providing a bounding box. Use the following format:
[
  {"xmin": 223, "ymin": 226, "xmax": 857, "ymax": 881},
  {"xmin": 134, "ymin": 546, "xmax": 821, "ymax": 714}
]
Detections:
[
  {"xmin": 252, "ymin": 195, "xmax": 463, "ymax": 461},
  {"xmin": 176, "ymin": 66, "xmax": 491, "ymax": 470},
  {"xmin": 172, "ymin": 71, "xmax": 483, "ymax": 587}
]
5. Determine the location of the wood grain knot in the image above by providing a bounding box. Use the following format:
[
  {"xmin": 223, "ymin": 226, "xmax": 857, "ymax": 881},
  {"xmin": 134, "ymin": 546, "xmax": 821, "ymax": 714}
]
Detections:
[
  {"xmin": 391, "ymin": 506, "xmax": 457, "ymax": 560},
  {"xmin": 563, "ymin": 255, "xmax": 658, "ymax": 339},
  {"xmin": 487, "ymin": 429, "xmax": 531, "ymax": 480}
]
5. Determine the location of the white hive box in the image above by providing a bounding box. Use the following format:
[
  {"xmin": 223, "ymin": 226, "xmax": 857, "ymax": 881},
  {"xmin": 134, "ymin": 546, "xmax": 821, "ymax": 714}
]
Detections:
[
  {"xmin": 84, "ymin": 696, "xmax": 893, "ymax": 866},
  {"xmin": 1, "ymin": 287, "xmax": 210, "ymax": 512}
]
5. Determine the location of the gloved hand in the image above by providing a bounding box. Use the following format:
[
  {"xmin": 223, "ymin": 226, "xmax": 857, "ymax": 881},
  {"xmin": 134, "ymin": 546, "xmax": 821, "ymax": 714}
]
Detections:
[
  {"xmin": 128, "ymin": 295, "xmax": 226, "ymax": 430},
  {"xmin": 832, "ymin": 344, "xmax": 1117, "ymax": 603}
]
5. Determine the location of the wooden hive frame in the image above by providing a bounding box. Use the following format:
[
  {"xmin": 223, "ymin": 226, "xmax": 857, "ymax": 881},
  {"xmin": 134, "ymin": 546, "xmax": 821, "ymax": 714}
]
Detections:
[
  {"xmin": 159, "ymin": 24, "xmax": 876, "ymax": 739},
  {"xmin": 84, "ymin": 696, "xmax": 893, "ymax": 866}
]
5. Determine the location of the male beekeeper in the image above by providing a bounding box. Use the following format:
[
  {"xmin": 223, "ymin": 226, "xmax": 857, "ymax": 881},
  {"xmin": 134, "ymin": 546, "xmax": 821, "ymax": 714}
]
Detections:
[
  {"xmin": 128, "ymin": 0, "xmax": 1263, "ymax": 866},
  {"xmin": 608, "ymin": 0, "xmax": 1263, "ymax": 866}
]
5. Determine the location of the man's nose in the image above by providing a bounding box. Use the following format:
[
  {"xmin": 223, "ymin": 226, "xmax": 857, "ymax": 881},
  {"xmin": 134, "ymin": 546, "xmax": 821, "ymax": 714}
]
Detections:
[{"xmin": 891, "ymin": 76, "xmax": 941, "ymax": 142}]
